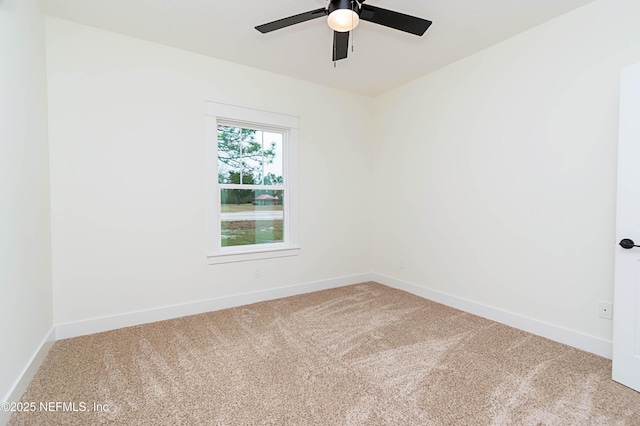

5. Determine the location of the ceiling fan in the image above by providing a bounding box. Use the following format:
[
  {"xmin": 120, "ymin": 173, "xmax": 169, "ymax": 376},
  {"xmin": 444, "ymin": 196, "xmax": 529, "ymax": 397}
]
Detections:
[{"xmin": 255, "ymin": 0, "xmax": 432, "ymax": 62}]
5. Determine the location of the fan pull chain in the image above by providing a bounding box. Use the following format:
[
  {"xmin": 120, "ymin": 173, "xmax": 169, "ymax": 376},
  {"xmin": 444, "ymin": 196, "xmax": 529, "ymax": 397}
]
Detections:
[
  {"xmin": 333, "ymin": 37, "xmax": 336, "ymax": 68},
  {"xmin": 351, "ymin": 1, "xmax": 355, "ymax": 53},
  {"xmin": 352, "ymin": 29, "xmax": 355, "ymax": 53}
]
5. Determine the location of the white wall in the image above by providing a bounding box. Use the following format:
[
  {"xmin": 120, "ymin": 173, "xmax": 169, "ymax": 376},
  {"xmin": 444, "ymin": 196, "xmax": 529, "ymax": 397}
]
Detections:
[
  {"xmin": 45, "ymin": 18, "xmax": 373, "ymax": 326},
  {"xmin": 372, "ymin": 0, "xmax": 640, "ymax": 343},
  {"xmin": 0, "ymin": 0, "xmax": 53, "ymax": 405}
]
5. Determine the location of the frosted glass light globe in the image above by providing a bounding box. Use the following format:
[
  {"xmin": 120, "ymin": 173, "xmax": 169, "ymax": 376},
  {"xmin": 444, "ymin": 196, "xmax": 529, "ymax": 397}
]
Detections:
[{"xmin": 327, "ymin": 9, "xmax": 359, "ymax": 32}]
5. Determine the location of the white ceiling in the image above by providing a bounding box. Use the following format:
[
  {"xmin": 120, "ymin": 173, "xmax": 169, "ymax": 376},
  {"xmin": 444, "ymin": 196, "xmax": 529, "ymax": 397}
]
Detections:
[{"xmin": 40, "ymin": 0, "xmax": 597, "ymax": 97}]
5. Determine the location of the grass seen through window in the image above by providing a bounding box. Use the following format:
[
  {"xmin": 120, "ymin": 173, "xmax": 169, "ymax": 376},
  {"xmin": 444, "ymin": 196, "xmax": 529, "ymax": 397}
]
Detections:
[{"xmin": 220, "ymin": 203, "xmax": 283, "ymax": 247}]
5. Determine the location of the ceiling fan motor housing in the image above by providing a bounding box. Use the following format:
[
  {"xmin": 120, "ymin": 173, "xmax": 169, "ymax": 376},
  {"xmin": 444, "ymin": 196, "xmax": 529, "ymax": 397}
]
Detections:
[{"xmin": 328, "ymin": 0, "xmax": 361, "ymax": 15}]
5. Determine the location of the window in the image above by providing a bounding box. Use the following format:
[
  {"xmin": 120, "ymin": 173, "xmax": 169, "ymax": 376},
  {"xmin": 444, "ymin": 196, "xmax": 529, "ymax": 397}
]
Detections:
[{"xmin": 206, "ymin": 102, "xmax": 299, "ymax": 264}]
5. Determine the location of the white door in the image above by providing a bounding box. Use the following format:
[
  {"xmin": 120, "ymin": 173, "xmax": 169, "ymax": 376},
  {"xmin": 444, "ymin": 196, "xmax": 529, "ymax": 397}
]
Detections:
[{"xmin": 613, "ymin": 61, "xmax": 640, "ymax": 392}]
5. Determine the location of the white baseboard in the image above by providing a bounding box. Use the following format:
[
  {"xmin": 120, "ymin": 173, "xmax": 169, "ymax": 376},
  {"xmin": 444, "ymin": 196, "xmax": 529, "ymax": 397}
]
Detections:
[
  {"xmin": 1, "ymin": 327, "xmax": 56, "ymax": 426},
  {"xmin": 56, "ymin": 272, "xmax": 374, "ymax": 340},
  {"xmin": 372, "ymin": 273, "xmax": 613, "ymax": 359}
]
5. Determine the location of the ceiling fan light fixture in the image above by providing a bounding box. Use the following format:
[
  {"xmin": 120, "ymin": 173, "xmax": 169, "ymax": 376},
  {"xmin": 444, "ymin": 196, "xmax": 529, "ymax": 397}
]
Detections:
[
  {"xmin": 327, "ymin": 0, "xmax": 359, "ymax": 32},
  {"xmin": 328, "ymin": 9, "xmax": 359, "ymax": 32}
]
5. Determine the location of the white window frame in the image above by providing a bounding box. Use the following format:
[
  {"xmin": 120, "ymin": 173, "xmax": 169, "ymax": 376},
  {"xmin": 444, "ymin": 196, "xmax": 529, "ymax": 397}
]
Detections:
[{"xmin": 206, "ymin": 101, "xmax": 300, "ymax": 264}]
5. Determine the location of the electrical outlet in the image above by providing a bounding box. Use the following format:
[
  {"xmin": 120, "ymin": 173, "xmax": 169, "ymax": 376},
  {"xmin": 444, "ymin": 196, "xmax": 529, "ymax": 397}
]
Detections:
[
  {"xmin": 598, "ymin": 302, "xmax": 613, "ymax": 320},
  {"xmin": 254, "ymin": 268, "xmax": 262, "ymax": 279}
]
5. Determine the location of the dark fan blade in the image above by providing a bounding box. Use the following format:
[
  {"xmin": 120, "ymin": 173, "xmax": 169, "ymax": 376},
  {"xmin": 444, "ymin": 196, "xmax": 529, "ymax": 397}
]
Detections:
[
  {"xmin": 360, "ymin": 4, "xmax": 432, "ymax": 36},
  {"xmin": 332, "ymin": 31, "xmax": 349, "ymax": 61},
  {"xmin": 255, "ymin": 8, "xmax": 326, "ymax": 33}
]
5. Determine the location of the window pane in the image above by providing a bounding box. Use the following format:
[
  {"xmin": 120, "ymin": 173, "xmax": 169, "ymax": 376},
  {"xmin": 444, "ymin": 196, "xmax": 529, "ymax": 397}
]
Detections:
[
  {"xmin": 217, "ymin": 125, "xmax": 244, "ymax": 184},
  {"xmin": 242, "ymin": 130, "xmax": 263, "ymax": 185},
  {"xmin": 263, "ymin": 132, "xmax": 284, "ymax": 186},
  {"xmin": 220, "ymin": 189, "xmax": 284, "ymax": 247}
]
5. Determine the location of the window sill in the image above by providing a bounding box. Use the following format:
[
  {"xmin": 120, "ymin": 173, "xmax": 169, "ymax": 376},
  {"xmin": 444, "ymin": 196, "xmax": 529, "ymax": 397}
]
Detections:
[{"xmin": 207, "ymin": 246, "xmax": 300, "ymax": 264}]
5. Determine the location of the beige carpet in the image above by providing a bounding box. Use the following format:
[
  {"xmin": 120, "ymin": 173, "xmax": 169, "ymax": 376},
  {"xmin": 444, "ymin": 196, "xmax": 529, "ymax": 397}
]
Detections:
[{"xmin": 9, "ymin": 282, "xmax": 640, "ymax": 425}]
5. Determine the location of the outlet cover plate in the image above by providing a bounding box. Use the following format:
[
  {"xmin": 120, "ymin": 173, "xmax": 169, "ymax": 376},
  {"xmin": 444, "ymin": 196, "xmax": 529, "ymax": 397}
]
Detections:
[{"xmin": 598, "ymin": 302, "xmax": 613, "ymax": 320}]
